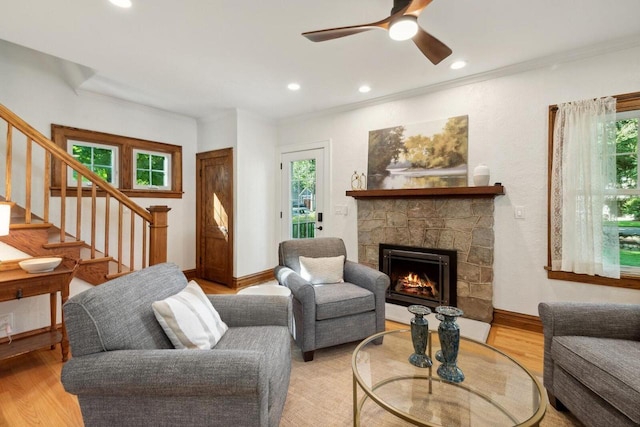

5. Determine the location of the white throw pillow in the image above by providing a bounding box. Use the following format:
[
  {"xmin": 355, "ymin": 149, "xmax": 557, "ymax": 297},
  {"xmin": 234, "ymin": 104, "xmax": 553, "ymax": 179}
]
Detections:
[
  {"xmin": 152, "ymin": 280, "xmax": 228, "ymax": 349},
  {"xmin": 299, "ymin": 255, "xmax": 345, "ymax": 284}
]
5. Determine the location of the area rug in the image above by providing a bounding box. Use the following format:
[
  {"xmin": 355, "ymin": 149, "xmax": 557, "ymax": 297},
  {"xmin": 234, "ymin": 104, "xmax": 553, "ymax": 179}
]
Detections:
[
  {"xmin": 385, "ymin": 303, "xmax": 491, "ymax": 342},
  {"xmin": 281, "ymin": 342, "xmax": 583, "ymax": 427}
]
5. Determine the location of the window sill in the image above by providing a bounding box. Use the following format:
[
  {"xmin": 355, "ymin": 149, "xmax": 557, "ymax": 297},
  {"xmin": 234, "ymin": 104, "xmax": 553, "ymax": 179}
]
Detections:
[
  {"xmin": 546, "ymin": 268, "xmax": 640, "ymax": 290},
  {"xmin": 50, "ymin": 187, "xmax": 183, "ymax": 199}
]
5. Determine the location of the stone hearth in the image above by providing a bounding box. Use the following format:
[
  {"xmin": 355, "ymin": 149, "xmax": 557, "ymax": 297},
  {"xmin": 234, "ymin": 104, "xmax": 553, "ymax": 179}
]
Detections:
[{"xmin": 356, "ymin": 197, "xmax": 495, "ymax": 323}]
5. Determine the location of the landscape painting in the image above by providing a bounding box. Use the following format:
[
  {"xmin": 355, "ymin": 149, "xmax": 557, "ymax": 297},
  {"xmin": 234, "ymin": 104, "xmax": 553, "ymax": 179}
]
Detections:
[{"xmin": 367, "ymin": 115, "xmax": 468, "ymax": 190}]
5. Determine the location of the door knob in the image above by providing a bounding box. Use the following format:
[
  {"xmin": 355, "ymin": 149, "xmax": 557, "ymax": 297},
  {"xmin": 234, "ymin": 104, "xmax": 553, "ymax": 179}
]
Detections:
[{"xmin": 316, "ymin": 226, "xmax": 323, "ymax": 231}]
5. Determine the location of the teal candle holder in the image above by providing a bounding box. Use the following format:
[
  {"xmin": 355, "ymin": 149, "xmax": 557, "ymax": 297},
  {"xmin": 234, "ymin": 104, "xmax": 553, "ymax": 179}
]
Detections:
[{"xmin": 408, "ymin": 305, "xmax": 432, "ymax": 368}]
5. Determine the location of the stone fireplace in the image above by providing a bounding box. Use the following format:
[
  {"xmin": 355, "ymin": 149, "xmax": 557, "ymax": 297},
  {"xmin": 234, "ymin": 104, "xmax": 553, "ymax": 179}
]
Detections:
[{"xmin": 354, "ymin": 192, "xmax": 499, "ymax": 323}]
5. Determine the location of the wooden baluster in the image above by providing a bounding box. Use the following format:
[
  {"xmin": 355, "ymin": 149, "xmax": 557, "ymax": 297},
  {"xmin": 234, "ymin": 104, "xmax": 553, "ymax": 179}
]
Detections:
[
  {"xmin": 118, "ymin": 203, "xmax": 123, "ymax": 274},
  {"xmin": 76, "ymin": 173, "xmax": 82, "ymax": 242},
  {"xmin": 91, "ymin": 184, "xmax": 97, "ymax": 259},
  {"xmin": 130, "ymin": 210, "xmax": 135, "ymax": 271},
  {"xmin": 104, "ymin": 194, "xmax": 110, "ymax": 257},
  {"xmin": 60, "ymin": 166, "xmax": 67, "ymax": 242},
  {"xmin": 25, "ymin": 138, "xmax": 32, "ymax": 223},
  {"xmin": 44, "ymin": 151, "xmax": 50, "ymax": 223},
  {"xmin": 5, "ymin": 125, "xmax": 11, "ymax": 201}
]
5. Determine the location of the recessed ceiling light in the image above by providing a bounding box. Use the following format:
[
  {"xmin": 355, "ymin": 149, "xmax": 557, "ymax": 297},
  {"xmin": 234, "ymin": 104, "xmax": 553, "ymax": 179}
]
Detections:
[
  {"xmin": 450, "ymin": 60, "xmax": 467, "ymax": 70},
  {"xmin": 287, "ymin": 83, "xmax": 301, "ymax": 91},
  {"xmin": 109, "ymin": 0, "xmax": 132, "ymax": 8},
  {"xmin": 358, "ymin": 85, "xmax": 371, "ymax": 93}
]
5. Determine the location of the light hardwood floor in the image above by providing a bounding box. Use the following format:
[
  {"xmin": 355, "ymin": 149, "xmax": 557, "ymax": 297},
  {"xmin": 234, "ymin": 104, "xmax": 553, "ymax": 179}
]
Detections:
[{"xmin": 0, "ymin": 280, "xmax": 546, "ymax": 426}]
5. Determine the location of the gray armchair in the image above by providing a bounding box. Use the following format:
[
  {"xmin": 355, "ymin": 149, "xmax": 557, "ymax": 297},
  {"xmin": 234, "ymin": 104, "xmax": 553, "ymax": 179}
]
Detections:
[
  {"xmin": 274, "ymin": 237, "xmax": 389, "ymax": 361},
  {"xmin": 61, "ymin": 263, "xmax": 291, "ymax": 427},
  {"xmin": 538, "ymin": 302, "xmax": 640, "ymax": 427}
]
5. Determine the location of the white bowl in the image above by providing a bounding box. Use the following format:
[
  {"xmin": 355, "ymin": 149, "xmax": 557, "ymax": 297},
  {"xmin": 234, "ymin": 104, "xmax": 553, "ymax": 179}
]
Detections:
[{"xmin": 18, "ymin": 257, "xmax": 62, "ymax": 273}]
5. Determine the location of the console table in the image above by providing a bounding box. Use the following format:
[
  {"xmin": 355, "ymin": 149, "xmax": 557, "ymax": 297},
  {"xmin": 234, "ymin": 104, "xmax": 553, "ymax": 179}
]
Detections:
[{"xmin": 0, "ymin": 259, "xmax": 78, "ymax": 362}]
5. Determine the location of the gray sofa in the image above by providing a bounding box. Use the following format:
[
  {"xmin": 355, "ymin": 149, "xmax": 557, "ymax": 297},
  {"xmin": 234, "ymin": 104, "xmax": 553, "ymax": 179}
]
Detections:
[
  {"xmin": 61, "ymin": 263, "xmax": 291, "ymax": 427},
  {"xmin": 275, "ymin": 237, "xmax": 389, "ymax": 361},
  {"xmin": 538, "ymin": 302, "xmax": 640, "ymax": 427}
]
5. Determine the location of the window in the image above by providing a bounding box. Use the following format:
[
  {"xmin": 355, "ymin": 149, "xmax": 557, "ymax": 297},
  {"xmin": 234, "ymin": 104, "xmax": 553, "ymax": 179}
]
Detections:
[
  {"xmin": 613, "ymin": 110, "xmax": 640, "ymax": 274},
  {"xmin": 51, "ymin": 125, "xmax": 182, "ymax": 198},
  {"xmin": 548, "ymin": 91, "xmax": 640, "ymax": 289},
  {"xmin": 68, "ymin": 140, "xmax": 118, "ymax": 187},
  {"xmin": 133, "ymin": 149, "xmax": 171, "ymax": 190}
]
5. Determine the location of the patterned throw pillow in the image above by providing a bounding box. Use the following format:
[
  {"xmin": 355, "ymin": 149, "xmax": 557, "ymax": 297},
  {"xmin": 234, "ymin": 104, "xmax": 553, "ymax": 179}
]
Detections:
[
  {"xmin": 299, "ymin": 255, "xmax": 345, "ymax": 284},
  {"xmin": 152, "ymin": 280, "xmax": 228, "ymax": 349}
]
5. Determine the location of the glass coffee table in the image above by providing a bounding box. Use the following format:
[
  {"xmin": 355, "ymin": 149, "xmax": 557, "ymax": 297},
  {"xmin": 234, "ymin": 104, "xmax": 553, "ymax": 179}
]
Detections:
[{"xmin": 352, "ymin": 329, "xmax": 546, "ymax": 426}]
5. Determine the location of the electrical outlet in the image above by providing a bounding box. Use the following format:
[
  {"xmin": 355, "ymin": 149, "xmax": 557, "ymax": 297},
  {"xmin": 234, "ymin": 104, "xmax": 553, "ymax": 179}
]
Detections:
[{"xmin": 0, "ymin": 313, "xmax": 14, "ymax": 338}]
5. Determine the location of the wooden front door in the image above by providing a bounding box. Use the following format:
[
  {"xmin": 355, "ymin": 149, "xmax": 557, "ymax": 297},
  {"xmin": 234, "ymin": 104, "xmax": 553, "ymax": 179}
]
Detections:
[{"xmin": 196, "ymin": 148, "xmax": 233, "ymax": 286}]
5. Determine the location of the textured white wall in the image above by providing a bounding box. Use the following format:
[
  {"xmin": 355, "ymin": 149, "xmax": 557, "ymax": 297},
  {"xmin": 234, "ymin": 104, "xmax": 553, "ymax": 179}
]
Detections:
[
  {"xmin": 278, "ymin": 46, "xmax": 640, "ymax": 316},
  {"xmin": 197, "ymin": 110, "xmax": 238, "ymax": 153},
  {"xmin": 236, "ymin": 110, "xmax": 278, "ymax": 277}
]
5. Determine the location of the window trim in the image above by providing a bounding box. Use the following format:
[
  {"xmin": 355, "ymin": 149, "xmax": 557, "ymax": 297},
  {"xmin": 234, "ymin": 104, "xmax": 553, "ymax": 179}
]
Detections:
[
  {"xmin": 51, "ymin": 125, "xmax": 182, "ymax": 198},
  {"xmin": 547, "ymin": 91, "xmax": 640, "ymax": 290}
]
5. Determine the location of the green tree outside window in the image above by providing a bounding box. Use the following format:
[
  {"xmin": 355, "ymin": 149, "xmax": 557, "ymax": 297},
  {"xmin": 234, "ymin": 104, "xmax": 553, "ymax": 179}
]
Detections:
[
  {"xmin": 71, "ymin": 144, "xmax": 114, "ymax": 184},
  {"xmin": 136, "ymin": 152, "xmax": 168, "ymax": 187},
  {"xmin": 614, "ymin": 116, "xmax": 640, "ymax": 267}
]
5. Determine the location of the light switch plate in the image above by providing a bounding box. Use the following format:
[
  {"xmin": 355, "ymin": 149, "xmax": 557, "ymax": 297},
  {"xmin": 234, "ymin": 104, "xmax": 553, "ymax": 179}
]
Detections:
[{"xmin": 334, "ymin": 205, "xmax": 348, "ymax": 215}]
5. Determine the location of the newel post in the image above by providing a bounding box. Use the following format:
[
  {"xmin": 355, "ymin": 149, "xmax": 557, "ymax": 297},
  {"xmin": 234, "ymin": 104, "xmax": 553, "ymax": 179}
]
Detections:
[{"xmin": 147, "ymin": 205, "xmax": 171, "ymax": 265}]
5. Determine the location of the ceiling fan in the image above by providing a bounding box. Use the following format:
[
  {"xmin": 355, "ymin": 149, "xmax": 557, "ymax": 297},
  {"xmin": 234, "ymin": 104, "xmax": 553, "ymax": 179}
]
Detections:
[{"xmin": 302, "ymin": 0, "xmax": 452, "ymax": 65}]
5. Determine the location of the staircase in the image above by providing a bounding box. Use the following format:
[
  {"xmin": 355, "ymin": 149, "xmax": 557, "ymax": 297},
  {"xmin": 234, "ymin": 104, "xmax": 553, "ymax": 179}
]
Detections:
[{"xmin": 0, "ymin": 103, "xmax": 169, "ymax": 285}]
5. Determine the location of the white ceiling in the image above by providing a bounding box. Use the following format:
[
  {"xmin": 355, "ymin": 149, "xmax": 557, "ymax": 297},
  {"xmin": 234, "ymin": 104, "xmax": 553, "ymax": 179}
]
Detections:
[{"xmin": 1, "ymin": 0, "xmax": 640, "ymax": 121}]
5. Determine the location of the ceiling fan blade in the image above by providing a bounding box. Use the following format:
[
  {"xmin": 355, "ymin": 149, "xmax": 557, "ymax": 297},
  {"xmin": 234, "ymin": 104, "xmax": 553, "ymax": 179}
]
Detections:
[
  {"xmin": 405, "ymin": 0, "xmax": 434, "ymax": 16},
  {"xmin": 412, "ymin": 27, "xmax": 452, "ymax": 65},
  {"xmin": 302, "ymin": 13, "xmax": 396, "ymax": 43},
  {"xmin": 302, "ymin": 23, "xmax": 386, "ymax": 42}
]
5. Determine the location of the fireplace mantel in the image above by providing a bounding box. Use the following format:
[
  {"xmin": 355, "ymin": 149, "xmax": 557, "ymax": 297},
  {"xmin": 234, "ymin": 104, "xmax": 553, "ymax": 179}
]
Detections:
[{"xmin": 346, "ymin": 185, "xmax": 505, "ymax": 199}]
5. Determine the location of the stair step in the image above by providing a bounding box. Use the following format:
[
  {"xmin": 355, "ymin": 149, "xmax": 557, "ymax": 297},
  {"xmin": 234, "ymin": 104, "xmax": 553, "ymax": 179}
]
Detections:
[
  {"xmin": 9, "ymin": 222, "xmax": 53, "ymax": 230},
  {"xmin": 43, "ymin": 240, "xmax": 86, "ymax": 249},
  {"xmin": 105, "ymin": 270, "xmax": 133, "ymax": 281},
  {"xmin": 79, "ymin": 256, "xmax": 115, "ymax": 265},
  {"xmin": 77, "ymin": 256, "xmax": 114, "ymax": 285},
  {"xmin": 5, "ymin": 206, "xmax": 137, "ymax": 286}
]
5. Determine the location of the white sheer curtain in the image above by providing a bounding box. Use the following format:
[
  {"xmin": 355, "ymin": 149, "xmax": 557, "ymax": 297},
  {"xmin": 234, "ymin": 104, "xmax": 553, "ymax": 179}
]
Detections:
[{"xmin": 550, "ymin": 96, "xmax": 620, "ymax": 278}]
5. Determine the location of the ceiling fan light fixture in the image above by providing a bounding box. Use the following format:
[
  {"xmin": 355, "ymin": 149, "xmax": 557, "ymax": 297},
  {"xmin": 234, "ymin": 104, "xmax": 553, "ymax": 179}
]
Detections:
[{"xmin": 388, "ymin": 15, "xmax": 418, "ymax": 41}]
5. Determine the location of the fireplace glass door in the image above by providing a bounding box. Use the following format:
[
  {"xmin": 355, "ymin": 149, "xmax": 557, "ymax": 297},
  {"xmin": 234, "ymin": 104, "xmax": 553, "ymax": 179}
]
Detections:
[{"xmin": 380, "ymin": 244, "xmax": 456, "ymax": 310}]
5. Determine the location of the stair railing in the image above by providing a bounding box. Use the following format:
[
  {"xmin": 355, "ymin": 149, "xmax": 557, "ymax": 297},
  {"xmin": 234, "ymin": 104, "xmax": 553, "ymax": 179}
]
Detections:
[{"xmin": 0, "ymin": 103, "xmax": 169, "ymax": 279}]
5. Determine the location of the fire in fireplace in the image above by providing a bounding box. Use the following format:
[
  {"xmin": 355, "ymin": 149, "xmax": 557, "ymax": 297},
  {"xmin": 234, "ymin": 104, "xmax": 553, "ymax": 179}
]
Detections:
[
  {"xmin": 397, "ymin": 272, "xmax": 439, "ymax": 298},
  {"xmin": 379, "ymin": 244, "xmax": 457, "ymax": 310}
]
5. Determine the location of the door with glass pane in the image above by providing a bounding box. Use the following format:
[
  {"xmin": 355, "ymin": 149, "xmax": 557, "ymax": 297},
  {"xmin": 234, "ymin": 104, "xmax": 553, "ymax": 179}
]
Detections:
[{"xmin": 281, "ymin": 148, "xmax": 324, "ymax": 240}]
